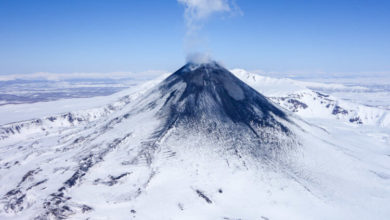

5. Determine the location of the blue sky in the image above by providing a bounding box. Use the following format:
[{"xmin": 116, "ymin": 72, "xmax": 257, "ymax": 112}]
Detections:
[{"xmin": 0, "ymin": 0, "xmax": 389, "ymax": 76}]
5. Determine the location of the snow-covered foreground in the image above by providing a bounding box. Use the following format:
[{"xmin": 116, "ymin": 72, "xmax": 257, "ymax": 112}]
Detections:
[{"xmin": 0, "ymin": 64, "xmax": 389, "ymax": 220}]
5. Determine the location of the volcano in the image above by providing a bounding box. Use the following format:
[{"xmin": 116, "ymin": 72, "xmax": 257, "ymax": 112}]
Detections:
[
  {"xmin": 0, "ymin": 62, "xmax": 389, "ymax": 220},
  {"xmin": 151, "ymin": 62, "xmax": 296, "ymax": 160}
]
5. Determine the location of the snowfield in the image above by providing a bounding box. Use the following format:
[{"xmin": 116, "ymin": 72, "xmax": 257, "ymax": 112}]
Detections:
[{"xmin": 0, "ymin": 63, "xmax": 389, "ymax": 220}]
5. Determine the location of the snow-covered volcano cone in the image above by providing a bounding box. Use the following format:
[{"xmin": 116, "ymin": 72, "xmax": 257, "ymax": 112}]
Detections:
[{"xmin": 149, "ymin": 61, "xmax": 297, "ymax": 161}]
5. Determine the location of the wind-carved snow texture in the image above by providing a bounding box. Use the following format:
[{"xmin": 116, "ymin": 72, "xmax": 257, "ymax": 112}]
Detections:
[{"xmin": 0, "ymin": 62, "xmax": 390, "ymax": 220}]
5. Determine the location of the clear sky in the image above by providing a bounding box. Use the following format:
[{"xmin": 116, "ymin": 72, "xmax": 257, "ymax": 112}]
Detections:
[{"xmin": 1, "ymin": 0, "xmax": 389, "ymax": 76}]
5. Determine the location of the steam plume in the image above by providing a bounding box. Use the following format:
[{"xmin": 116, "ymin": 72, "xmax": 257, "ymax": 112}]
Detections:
[{"xmin": 177, "ymin": 0, "xmax": 240, "ymax": 61}]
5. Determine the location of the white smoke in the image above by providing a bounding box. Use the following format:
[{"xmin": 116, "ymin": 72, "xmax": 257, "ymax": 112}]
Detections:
[
  {"xmin": 177, "ymin": 0, "xmax": 240, "ymax": 60},
  {"xmin": 178, "ymin": 0, "xmax": 232, "ymax": 31},
  {"xmin": 186, "ymin": 52, "xmax": 212, "ymax": 64}
]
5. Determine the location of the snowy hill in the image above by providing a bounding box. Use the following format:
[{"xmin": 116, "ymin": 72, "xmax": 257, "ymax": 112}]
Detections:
[
  {"xmin": 0, "ymin": 63, "xmax": 389, "ymax": 219},
  {"xmin": 232, "ymin": 69, "xmax": 390, "ymax": 128}
]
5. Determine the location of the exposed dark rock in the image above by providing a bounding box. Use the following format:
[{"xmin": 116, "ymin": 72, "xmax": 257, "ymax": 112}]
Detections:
[
  {"xmin": 315, "ymin": 92, "xmax": 329, "ymax": 98},
  {"xmin": 19, "ymin": 169, "xmax": 41, "ymax": 186},
  {"xmin": 287, "ymin": 99, "xmax": 308, "ymax": 112},
  {"xmin": 27, "ymin": 179, "xmax": 48, "ymax": 190},
  {"xmin": 47, "ymin": 116, "xmax": 57, "ymax": 122},
  {"xmin": 2, "ymin": 189, "xmax": 26, "ymax": 213},
  {"xmin": 72, "ymin": 137, "xmax": 85, "ymax": 144},
  {"xmin": 81, "ymin": 205, "xmax": 93, "ymax": 213},
  {"xmin": 93, "ymin": 172, "xmax": 131, "ymax": 186},
  {"xmin": 349, "ymin": 117, "xmax": 363, "ymax": 124},
  {"xmin": 195, "ymin": 189, "xmax": 212, "ymax": 204},
  {"xmin": 332, "ymin": 105, "xmax": 348, "ymax": 115}
]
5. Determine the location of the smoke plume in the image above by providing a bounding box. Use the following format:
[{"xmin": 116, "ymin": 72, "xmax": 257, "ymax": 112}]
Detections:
[{"xmin": 177, "ymin": 0, "xmax": 240, "ymax": 63}]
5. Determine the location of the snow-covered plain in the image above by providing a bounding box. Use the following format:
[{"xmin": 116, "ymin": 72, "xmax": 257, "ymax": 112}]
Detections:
[{"xmin": 0, "ymin": 64, "xmax": 389, "ymax": 220}]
